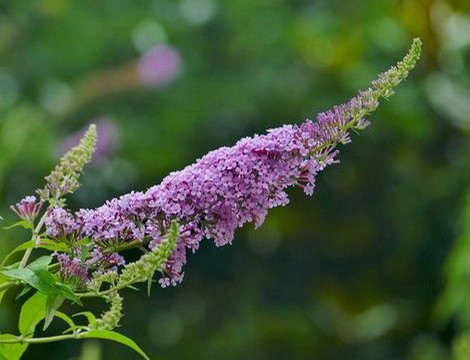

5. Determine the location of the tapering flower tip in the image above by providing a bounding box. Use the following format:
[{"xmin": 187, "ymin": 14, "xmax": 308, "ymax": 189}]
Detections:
[
  {"xmin": 59, "ymin": 119, "xmax": 118, "ymax": 164},
  {"xmin": 37, "ymin": 123, "xmax": 97, "ymax": 204},
  {"xmin": 10, "ymin": 195, "xmax": 44, "ymax": 223},
  {"xmin": 310, "ymin": 38, "xmax": 422, "ymax": 146},
  {"xmin": 370, "ymin": 37, "xmax": 422, "ymax": 99}
]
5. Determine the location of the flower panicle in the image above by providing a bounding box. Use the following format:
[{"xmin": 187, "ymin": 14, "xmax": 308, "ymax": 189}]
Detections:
[
  {"xmin": 37, "ymin": 124, "xmax": 97, "ymax": 205},
  {"xmin": 43, "ymin": 40, "xmax": 421, "ymax": 289}
]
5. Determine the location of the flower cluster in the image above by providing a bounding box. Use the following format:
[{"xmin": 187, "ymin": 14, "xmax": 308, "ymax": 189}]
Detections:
[
  {"xmin": 10, "ymin": 196, "xmax": 43, "ymax": 224},
  {"xmin": 55, "ymin": 253, "xmax": 89, "ymax": 287},
  {"xmin": 42, "ymin": 39, "xmax": 421, "ymax": 288}
]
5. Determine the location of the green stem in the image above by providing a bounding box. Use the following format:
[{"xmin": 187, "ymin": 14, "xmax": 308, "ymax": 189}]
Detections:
[
  {"xmin": 111, "ymin": 239, "xmax": 148, "ymax": 253},
  {"xmin": 0, "ymin": 331, "xmax": 90, "ymax": 344},
  {"xmin": 18, "ymin": 213, "xmax": 48, "ymax": 269},
  {"xmin": 78, "ymin": 283, "xmax": 126, "ymax": 299}
]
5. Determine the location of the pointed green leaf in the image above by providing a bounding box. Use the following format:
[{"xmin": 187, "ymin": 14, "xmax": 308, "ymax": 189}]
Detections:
[
  {"xmin": 0, "ymin": 334, "xmax": 28, "ymax": 360},
  {"xmin": 19, "ymin": 292, "xmax": 47, "ymax": 336},
  {"xmin": 73, "ymin": 311, "xmax": 97, "ymax": 328},
  {"xmin": 44, "ymin": 294, "xmax": 65, "ymax": 330},
  {"xmin": 80, "ymin": 245, "xmax": 89, "ymax": 264},
  {"xmin": 3, "ymin": 262, "xmax": 20, "ymax": 270},
  {"xmin": 37, "ymin": 239, "xmax": 68, "ymax": 252},
  {"xmin": 147, "ymin": 278, "xmax": 152, "ymax": 297},
  {"xmin": 54, "ymin": 311, "xmax": 77, "ymax": 334},
  {"xmin": 0, "ymin": 273, "xmax": 9, "ymax": 284},
  {"xmin": 2, "ymin": 220, "xmax": 31, "ymax": 230},
  {"xmin": 26, "ymin": 255, "xmax": 52, "ymax": 272},
  {"xmin": 16, "ymin": 285, "xmax": 32, "ymax": 300},
  {"xmin": 54, "ymin": 282, "xmax": 82, "ymax": 305},
  {"xmin": 3, "ymin": 268, "xmax": 60, "ymax": 296},
  {"xmin": 0, "ymin": 290, "xmax": 6, "ymax": 304},
  {"xmin": 80, "ymin": 330, "xmax": 150, "ymax": 360}
]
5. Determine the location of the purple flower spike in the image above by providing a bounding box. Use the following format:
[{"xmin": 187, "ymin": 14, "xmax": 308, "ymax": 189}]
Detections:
[{"xmin": 44, "ymin": 39, "xmax": 422, "ymax": 288}]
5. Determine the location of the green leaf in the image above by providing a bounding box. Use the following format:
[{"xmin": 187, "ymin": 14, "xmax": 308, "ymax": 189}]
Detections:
[
  {"xmin": 0, "ymin": 272, "xmax": 9, "ymax": 283},
  {"xmin": 73, "ymin": 311, "xmax": 97, "ymax": 328},
  {"xmin": 19, "ymin": 292, "xmax": 47, "ymax": 336},
  {"xmin": 80, "ymin": 245, "xmax": 89, "ymax": 264},
  {"xmin": 55, "ymin": 311, "xmax": 77, "ymax": 334},
  {"xmin": 0, "ymin": 334, "xmax": 28, "ymax": 360},
  {"xmin": 80, "ymin": 330, "xmax": 150, "ymax": 360},
  {"xmin": 3, "ymin": 268, "xmax": 59, "ymax": 296},
  {"xmin": 54, "ymin": 281, "xmax": 82, "ymax": 305},
  {"xmin": 37, "ymin": 239, "xmax": 68, "ymax": 252},
  {"xmin": 26, "ymin": 255, "xmax": 52, "ymax": 272},
  {"xmin": 147, "ymin": 278, "xmax": 152, "ymax": 297},
  {"xmin": 44, "ymin": 294, "xmax": 65, "ymax": 330},
  {"xmin": 3, "ymin": 263, "xmax": 82, "ymax": 304},
  {"xmin": 16, "ymin": 285, "xmax": 32, "ymax": 300},
  {"xmin": 0, "ymin": 273, "xmax": 10, "ymax": 303},
  {"xmin": 3, "ymin": 262, "xmax": 20, "ymax": 270},
  {"xmin": 2, "ymin": 220, "xmax": 32, "ymax": 230},
  {"xmin": 1, "ymin": 240, "xmax": 35, "ymax": 266}
]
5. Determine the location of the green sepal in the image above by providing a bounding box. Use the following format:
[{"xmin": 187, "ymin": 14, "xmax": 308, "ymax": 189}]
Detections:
[{"xmin": 19, "ymin": 292, "xmax": 47, "ymax": 336}]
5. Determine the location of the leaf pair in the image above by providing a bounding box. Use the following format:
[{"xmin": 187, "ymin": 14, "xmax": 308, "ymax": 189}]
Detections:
[{"xmin": 2, "ymin": 256, "xmax": 80, "ymax": 307}]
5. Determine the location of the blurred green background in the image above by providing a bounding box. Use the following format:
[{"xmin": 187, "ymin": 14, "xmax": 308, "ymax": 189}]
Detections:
[{"xmin": 0, "ymin": 0, "xmax": 469, "ymax": 359}]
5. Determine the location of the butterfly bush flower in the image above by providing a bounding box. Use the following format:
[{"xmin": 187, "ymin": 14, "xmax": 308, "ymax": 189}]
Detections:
[{"xmin": 44, "ymin": 39, "xmax": 421, "ymax": 288}]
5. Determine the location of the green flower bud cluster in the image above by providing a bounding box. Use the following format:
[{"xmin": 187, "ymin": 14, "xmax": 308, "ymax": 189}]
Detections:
[
  {"xmin": 37, "ymin": 124, "xmax": 97, "ymax": 205},
  {"xmin": 95, "ymin": 292, "xmax": 123, "ymax": 331},
  {"xmin": 118, "ymin": 220, "xmax": 179, "ymax": 291}
]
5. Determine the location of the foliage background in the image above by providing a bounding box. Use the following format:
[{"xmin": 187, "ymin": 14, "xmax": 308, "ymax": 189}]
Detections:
[{"xmin": 0, "ymin": 0, "xmax": 469, "ymax": 359}]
